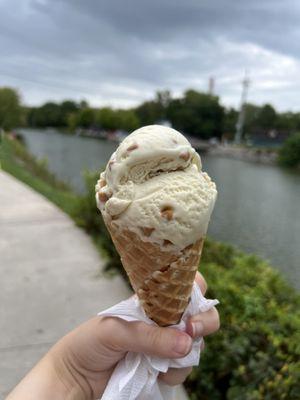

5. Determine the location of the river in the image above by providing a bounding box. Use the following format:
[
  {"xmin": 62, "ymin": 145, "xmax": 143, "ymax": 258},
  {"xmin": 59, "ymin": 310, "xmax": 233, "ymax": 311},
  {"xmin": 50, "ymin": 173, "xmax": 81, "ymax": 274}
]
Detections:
[{"xmin": 19, "ymin": 128, "xmax": 300, "ymax": 289}]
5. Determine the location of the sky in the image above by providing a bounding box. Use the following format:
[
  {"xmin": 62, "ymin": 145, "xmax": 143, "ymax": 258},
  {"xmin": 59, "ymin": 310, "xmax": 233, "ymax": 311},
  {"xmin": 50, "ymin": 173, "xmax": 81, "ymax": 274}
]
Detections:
[{"xmin": 1, "ymin": 0, "xmax": 300, "ymax": 111}]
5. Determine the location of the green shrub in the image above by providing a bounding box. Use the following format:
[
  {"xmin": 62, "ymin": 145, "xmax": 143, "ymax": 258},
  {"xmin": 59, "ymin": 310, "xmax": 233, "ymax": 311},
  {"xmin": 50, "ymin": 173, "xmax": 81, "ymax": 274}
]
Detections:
[
  {"xmin": 71, "ymin": 171, "xmax": 126, "ymax": 277},
  {"xmin": 186, "ymin": 240, "xmax": 300, "ymax": 400},
  {"xmin": 278, "ymin": 133, "xmax": 300, "ymax": 168}
]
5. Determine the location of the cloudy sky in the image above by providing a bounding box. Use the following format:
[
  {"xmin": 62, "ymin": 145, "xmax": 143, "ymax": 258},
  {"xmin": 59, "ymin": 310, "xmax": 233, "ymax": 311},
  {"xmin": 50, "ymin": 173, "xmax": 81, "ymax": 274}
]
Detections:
[{"xmin": 1, "ymin": 0, "xmax": 300, "ymax": 110}]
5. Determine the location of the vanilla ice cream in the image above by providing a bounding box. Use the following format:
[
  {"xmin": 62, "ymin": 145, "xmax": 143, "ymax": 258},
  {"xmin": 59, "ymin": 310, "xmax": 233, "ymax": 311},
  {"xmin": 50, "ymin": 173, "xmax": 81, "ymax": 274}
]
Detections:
[{"xmin": 96, "ymin": 125, "xmax": 217, "ymax": 251}]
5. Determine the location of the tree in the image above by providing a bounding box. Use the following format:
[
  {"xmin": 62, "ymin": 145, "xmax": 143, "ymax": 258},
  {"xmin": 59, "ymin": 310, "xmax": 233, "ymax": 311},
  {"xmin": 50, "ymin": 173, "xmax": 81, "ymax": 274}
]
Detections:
[
  {"xmin": 223, "ymin": 107, "xmax": 238, "ymax": 136},
  {"xmin": 95, "ymin": 108, "xmax": 118, "ymax": 130},
  {"xmin": 278, "ymin": 133, "xmax": 300, "ymax": 168},
  {"xmin": 243, "ymin": 103, "xmax": 261, "ymax": 134},
  {"xmin": 28, "ymin": 102, "xmax": 62, "ymax": 127},
  {"xmin": 276, "ymin": 112, "xmax": 300, "ymax": 132},
  {"xmin": 135, "ymin": 100, "xmax": 163, "ymax": 126},
  {"xmin": 167, "ymin": 90, "xmax": 224, "ymax": 139},
  {"xmin": 67, "ymin": 113, "xmax": 79, "ymax": 132},
  {"xmin": 156, "ymin": 90, "xmax": 172, "ymax": 113},
  {"xmin": 60, "ymin": 100, "xmax": 79, "ymax": 126},
  {"xmin": 0, "ymin": 87, "xmax": 22, "ymax": 131},
  {"xmin": 135, "ymin": 91, "xmax": 171, "ymax": 126},
  {"xmin": 256, "ymin": 104, "xmax": 277, "ymax": 129},
  {"xmin": 76, "ymin": 108, "xmax": 96, "ymax": 128},
  {"xmin": 117, "ymin": 109, "xmax": 140, "ymax": 132},
  {"xmin": 244, "ymin": 103, "xmax": 278, "ymax": 135},
  {"xmin": 79, "ymin": 100, "xmax": 89, "ymax": 109},
  {"xmin": 67, "ymin": 108, "xmax": 93, "ymax": 131},
  {"xmin": 27, "ymin": 101, "xmax": 80, "ymax": 128}
]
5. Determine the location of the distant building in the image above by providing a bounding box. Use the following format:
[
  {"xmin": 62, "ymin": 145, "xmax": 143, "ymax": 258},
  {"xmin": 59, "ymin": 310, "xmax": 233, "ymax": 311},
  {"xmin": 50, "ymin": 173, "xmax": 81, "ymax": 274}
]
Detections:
[{"xmin": 247, "ymin": 129, "xmax": 291, "ymax": 147}]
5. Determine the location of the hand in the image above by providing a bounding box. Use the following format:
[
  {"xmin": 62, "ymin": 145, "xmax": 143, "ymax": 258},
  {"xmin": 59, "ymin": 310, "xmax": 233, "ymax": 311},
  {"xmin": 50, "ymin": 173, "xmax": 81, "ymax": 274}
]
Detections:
[
  {"xmin": 51, "ymin": 271, "xmax": 219, "ymax": 397},
  {"xmin": 7, "ymin": 272, "xmax": 220, "ymax": 400}
]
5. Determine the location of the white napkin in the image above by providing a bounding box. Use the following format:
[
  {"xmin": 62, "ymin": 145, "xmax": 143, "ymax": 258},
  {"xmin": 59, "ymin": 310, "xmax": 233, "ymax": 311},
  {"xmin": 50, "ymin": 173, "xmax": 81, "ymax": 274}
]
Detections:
[{"xmin": 98, "ymin": 283, "xmax": 219, "ymax": 400}]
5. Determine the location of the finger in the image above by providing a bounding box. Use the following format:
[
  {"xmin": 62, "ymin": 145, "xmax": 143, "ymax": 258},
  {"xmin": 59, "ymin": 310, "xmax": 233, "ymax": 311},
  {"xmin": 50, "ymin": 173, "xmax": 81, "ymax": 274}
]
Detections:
[
  {"xmin": 159, "ymin": 367, "xmax": 193, "ymax": 386},
  {"xmin": 195, "ymin": 271, "xmax": 207, "ymax": 295},
  {"xmin": 99, "ymin": 317, "xmax": 193, "ymax": 359},
  {"xmin": 186, "ymin": 307, "xmax": 220, "ymax": 338}
]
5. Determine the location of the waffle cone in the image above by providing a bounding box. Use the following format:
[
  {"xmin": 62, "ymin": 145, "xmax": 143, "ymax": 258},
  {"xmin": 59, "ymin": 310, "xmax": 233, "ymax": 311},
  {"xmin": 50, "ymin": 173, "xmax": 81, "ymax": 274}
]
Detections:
[{"xmin": 106, "ymin": 221, "xmax": 204, "ymax": 326}]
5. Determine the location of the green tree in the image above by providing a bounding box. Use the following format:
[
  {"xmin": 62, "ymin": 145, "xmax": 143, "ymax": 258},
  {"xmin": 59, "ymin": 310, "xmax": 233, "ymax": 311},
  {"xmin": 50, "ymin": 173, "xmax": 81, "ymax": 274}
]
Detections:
[
  {"xmin": 76, "ymin": 108, "xmax": 96, "ymax": 128},
  {"xmin": 29, "ymin": 102, "xmax": 62, "ymax": 127},
  {"xmin": 68, "ymin": 106, "xmax": 139, "ymax": 132},
  {"xmin": 79, "ymin": 100, "xmax": 89, "ymax": 109},
  {"xmin": 67, "ymin": 113, "xmax": 79, "ymax": 132},
  {"xmin": 27, "ymin": 100, "xmax": 79, "ymax": 128},
  {"xmin": 278, "ymin": 132, "xmax": 300, "ymax": 168},
  {"xmin": 0, "ymin": 87, "xmax": 22, "ymax": 130},
  {"xmin": 156, "ymin": 90, "xmax": 172, "ymax": 113},
  {"xmin": 244, "ymin": 103, "xmax": 278, "ymax": 136},
  {"xmin": 244, "ymin": 103, "xmax": 261, "ymax": 134},
  {"xmin": 168, "ymin": 90, "xmax": 224, "ymax": 139},
  {"xmin": 60, "ymin": 100, "xmax": 79, "ymax": 126},
  {"xmin": 223, "ymin": 107, "xmax": 238, "ymax": 135},
  {"xmin": 117, "ymin": 109, "xmax": 140, "ymax": 132},
  {"xmin": 95, "ymin": 107, "xmax": 118, "ymax": 130},
  {"xmin": 256, "ymin": 104, "xmax": 277, "ymax": 129},
  {"xmin": 135, "ymin": 100, "xmax": 160, "ymax": 125},
  {"xmin": 276, "ymin": 112, "xmax": 300, "ymax": 132},
  {"xmin": 135, "ymin": 91, "xmax": 171, "ymax": 126}
]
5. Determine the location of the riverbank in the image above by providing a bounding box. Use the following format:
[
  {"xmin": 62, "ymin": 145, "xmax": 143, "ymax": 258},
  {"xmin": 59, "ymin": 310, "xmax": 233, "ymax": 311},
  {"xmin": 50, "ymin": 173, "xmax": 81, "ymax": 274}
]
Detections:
[
  {"xmin": 2, "ymin": 133, "xmax": 300, "ymax": 399},
  {"xmin": 208, "ymin": 144, "xmax": 278, "ymax": 165}
]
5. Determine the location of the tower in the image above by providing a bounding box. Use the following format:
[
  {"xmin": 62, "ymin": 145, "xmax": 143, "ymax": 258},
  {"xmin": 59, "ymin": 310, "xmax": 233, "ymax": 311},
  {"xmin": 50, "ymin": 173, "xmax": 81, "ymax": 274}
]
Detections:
[
  {"xmin": 235, "ymin": 72, "xmax": 250, "ymax": 144},
  {"xmin": 208, "ymin": 77, "xmax": 215, "ymax": 96}
]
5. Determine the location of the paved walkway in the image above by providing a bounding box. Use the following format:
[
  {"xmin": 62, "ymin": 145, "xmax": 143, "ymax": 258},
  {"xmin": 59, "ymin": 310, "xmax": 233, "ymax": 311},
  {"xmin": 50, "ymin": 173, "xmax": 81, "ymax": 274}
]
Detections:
[
  {"xmin": 0, "ymin": 171, "xmax": 131, "ymax": 397},
  {"xmin": 0, "ymin": 171, "xmax": 188, "ymax": 399}
]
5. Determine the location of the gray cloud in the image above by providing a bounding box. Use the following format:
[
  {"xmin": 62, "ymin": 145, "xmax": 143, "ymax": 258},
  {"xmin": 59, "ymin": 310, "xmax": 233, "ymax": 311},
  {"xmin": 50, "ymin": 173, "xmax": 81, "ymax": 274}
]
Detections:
[{"xmin": 0, "ymin": 0, "xmax": 300, "ymax": 110}]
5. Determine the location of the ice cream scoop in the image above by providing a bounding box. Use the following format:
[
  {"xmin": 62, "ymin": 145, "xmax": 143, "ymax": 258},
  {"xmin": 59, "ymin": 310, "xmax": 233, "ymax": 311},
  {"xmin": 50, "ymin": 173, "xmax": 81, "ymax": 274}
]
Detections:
[{"xmin": 96, "ymin": 125, "xmax": 217, "ymax": 326}]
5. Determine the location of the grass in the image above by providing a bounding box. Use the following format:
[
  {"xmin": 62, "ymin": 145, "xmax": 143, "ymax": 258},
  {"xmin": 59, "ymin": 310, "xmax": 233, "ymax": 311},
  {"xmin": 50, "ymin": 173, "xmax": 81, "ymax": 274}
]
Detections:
[{"xmin": 1, "ymin": 133, "xmax": 78, "ymax": 214}]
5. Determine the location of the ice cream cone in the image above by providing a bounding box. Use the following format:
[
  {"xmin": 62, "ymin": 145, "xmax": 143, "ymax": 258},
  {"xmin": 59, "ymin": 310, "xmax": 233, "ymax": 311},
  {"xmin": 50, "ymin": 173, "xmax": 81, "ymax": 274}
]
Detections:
[
  {"xmin": 96, "ymin": 125, "xmax": 217, "ymax": 327},
  {"xmin": 106, "ymin": 221, "xmax": 204, "ymax": 326}
]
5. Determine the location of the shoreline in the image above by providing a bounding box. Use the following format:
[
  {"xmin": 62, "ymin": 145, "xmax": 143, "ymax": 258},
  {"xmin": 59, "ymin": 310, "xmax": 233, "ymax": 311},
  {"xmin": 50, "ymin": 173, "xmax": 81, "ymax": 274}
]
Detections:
[
  {"xmin": 16, "ymin": 128, "xmax": 280, "ymax": 166},
  {"xmin": 208, "ymin": 145, "xmax": 278, "ymax": 165}
]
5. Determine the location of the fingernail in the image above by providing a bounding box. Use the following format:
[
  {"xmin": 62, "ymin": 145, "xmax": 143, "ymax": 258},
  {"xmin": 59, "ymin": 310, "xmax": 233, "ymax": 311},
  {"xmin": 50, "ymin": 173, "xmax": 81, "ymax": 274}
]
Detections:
[
  {"xmin": 192, "ymin": 321, "xmax": 204, "ymax": 337},
  {"xmin": 173, "ymin": 333, "xmax": 192, "ymax": 356}
]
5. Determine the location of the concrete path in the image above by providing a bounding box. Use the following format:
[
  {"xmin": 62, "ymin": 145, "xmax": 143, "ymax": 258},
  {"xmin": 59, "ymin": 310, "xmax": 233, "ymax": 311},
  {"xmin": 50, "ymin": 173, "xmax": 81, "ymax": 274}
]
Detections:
[
  {"xmin": 0, "ymin": 171, "xmax": 188, "ymax": 399},
  {"xmin": 0, "ymin": 171, "xmax": 131, "ymax": 397}
]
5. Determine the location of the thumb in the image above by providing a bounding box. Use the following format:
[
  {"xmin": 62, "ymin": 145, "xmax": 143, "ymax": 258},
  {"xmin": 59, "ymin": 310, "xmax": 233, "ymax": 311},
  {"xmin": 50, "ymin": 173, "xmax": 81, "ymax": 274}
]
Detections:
[{"xmin": 101, "ymin": 318, "xmax": 193, "ymax": 359}]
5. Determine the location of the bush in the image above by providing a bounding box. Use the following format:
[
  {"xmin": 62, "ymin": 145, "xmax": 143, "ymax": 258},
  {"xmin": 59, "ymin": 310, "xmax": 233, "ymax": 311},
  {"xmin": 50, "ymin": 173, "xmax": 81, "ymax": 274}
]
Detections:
[
  {"xmin": 1, "ymin": 134, "xmax": 78, "ymax": 215},
  {"xmin": 71, "ymin": 171, "xmax": 126, "ymax": 276},
  {"xmin": 186, "ymin": 240, "xmax": 300, "ymax": 400},
  {"xmin": 278, "ymin": 133, "xmax": 300, "ymax": 168}
]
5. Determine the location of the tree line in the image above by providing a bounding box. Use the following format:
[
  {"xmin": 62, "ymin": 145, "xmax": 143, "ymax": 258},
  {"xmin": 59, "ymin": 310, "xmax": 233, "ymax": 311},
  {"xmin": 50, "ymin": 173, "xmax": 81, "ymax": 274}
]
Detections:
[{"xmin": 1, "ymin": 86, "xmax": 300, "ymax": 140}]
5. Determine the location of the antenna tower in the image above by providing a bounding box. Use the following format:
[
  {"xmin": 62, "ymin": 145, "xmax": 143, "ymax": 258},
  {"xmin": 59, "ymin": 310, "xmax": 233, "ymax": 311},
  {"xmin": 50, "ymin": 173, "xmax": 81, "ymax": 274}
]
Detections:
[{"xmin": 235, "ymin": 72, "xmax": 250, "ymax": 143}]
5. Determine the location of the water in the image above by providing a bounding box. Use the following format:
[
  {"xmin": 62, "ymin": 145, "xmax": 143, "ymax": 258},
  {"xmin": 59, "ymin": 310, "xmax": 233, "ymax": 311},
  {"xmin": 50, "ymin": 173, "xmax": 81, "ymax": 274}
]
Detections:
[{"xmin": 19, "ymin": 129, "xmax": 300, "ymax": 288}]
